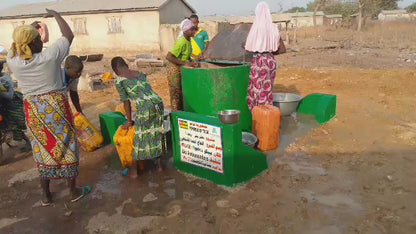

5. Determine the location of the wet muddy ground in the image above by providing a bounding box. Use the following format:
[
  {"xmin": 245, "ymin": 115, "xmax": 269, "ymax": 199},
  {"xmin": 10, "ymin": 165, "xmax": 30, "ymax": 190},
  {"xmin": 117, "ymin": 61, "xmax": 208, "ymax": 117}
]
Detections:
[
  {"xmin": 0, "ymin": 113, "xmax": 319, "ymax": 234},
  {"xmin": 1, "ymin": 30, "xmax": 416, "ymax": 233}
]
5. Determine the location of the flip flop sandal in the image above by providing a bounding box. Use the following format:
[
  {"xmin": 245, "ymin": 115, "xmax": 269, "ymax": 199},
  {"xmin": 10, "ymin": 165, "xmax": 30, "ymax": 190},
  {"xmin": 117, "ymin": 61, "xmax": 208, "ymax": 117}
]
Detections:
[
  {"xmin": 41, "ymin": 200, "xmax": 52, "ymax": 207},
  {"xmin": 71, "ymin": 186, "xmax": 92, "ymax": 203},
  {"xmin": 122, "ymin": 168, "xmax": 129, "ymax": 176}
]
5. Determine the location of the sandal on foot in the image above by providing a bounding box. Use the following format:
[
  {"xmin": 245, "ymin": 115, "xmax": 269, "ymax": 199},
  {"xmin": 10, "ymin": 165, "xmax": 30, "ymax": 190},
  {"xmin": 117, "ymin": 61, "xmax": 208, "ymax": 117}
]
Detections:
[
  {"xmin": 41, "ymin": 200, "xmax": 52, "ymax": 207},
  {"xmin": 71, "ymin": 186, "xmax": 92, "ymax": 203},
  {"xmin": 122, "ymin": 168, "xmax": 129, "ymax": 176}
]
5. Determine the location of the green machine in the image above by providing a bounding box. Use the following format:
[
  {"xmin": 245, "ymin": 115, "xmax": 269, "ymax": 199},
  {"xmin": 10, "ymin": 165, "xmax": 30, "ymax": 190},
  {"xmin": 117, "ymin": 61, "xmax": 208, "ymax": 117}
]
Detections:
[
  {"xmin": 297, "ymin": 93, "xmax": 337, "ymax": 124},
  {"xmin": 170, "ymin": 111, "xmax": 268, "ymax": 187},
  {"xmin": 99, "ymin": 112, "xmax": 126, "ymax": 145},
  {"xmin": 181, "ymin": 61, "xmax": 253, "ymax": 131}
]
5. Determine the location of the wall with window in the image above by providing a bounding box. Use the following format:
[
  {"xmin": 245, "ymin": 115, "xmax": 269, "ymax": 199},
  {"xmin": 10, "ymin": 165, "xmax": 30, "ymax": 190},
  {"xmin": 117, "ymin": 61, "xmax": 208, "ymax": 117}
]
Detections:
[{"xmin": 0, "ymin": 10, "xmax": 161, "ymax": 55}]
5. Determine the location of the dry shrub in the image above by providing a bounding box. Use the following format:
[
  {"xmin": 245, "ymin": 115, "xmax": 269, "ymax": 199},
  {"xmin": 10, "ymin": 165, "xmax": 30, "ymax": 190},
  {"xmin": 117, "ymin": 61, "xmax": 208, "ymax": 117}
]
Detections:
[
  {"xmin": 294, "ymin": 21, "xmax": 416, "ymax": 50},
  {"xmin": 295, "ymin": 25, "xmax": 355, "ymax": 43},
  {"xmin": 296, "ymin": 26, "xmax": 330, "ymax": 39},
  {"xmin": 354, "ymin": 21, "xmax": 416, "ymax": 50}
]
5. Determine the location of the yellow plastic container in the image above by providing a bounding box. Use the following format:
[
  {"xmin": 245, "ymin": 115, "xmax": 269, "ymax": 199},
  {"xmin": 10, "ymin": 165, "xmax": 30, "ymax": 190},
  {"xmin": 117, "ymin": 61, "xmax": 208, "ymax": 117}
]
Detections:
[
  {"xmin": 113, "ymin": 126, "xmax": 135, "ymax": 168},
  {"xmin": 102, "ymin": 72, "xmax": 114, "ymax": 82},
  {"xmin": 115, "ymin": 103, "xmax": 126, "ymax": 116},
  {"xmin": 74, "ymin": 113, "xmax": 104, "ymax": 152}
]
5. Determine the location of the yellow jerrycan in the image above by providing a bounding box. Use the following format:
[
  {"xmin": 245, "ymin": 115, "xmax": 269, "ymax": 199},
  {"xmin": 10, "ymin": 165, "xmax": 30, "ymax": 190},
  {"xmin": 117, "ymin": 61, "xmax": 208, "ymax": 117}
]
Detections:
[
  {"xmin": 73, "ymin": 113, "xmax": 104, "ymax": 152},
  {"xmin": 113, "ymin": 126, "xmax": 135, "ymax": 168},
  {"xmin": 115, "ymin": 102, "xmax": 126, "ymax": 115}
]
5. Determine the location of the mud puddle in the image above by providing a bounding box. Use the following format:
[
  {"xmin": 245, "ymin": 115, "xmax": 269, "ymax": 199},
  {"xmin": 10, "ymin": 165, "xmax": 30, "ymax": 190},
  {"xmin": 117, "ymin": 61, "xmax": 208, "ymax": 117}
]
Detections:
[
  {"xmin": 95, "ymin": 151, "xmax": 227, "ymax": 215},
  {"xmin": 266, "ymin": 113, "xmax": 319, "ymax": 164}
]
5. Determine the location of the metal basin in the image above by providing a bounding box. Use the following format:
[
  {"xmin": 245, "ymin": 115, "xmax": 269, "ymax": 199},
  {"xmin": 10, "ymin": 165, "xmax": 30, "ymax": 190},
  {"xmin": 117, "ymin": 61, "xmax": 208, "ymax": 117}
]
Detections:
[
  {"xmin": 218, "ymin": 110, "xmax": 240, "ymax": 125},
  {"xmin": 242, "ymin": 132, "xmax": 257, "ymax": 148},
  {"xmin": 272, "ymin": 93, "xmax": 302, "ymax": 116}
]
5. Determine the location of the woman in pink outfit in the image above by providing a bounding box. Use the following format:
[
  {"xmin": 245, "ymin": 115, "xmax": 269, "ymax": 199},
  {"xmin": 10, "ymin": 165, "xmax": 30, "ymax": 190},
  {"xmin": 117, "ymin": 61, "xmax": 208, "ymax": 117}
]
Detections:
[{"xmin": 244, "ymin": 1, "xmax": 286, "ymax": 112}]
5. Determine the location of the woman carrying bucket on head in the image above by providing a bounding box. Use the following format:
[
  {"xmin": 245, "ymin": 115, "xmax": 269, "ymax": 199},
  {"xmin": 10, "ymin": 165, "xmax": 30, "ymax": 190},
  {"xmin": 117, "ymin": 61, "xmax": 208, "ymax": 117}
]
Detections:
[{"xmin": 244, "ymin": 1, "xmax": 286, "ymax": 112}]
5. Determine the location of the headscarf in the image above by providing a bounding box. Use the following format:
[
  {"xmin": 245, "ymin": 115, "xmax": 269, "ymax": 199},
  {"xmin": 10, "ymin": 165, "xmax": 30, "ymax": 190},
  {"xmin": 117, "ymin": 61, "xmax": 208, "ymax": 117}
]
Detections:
[
  {"xmin": 178, "ymin": 19, "xmax": 188, "ymax": 38},
  {"xmin": 244, "ymin": 1, "xmax": 280, "ymax": 53},
  {"xmin": 37, "ymin": 22, "xmax": 49, "ymax": 43},
  {"xmin": 10, "ymin": 25, "xmax": 40, "ymax": 60},
  {"xmin": 182, "ymin": 19, "xmax": 194, "ymax": 33}
]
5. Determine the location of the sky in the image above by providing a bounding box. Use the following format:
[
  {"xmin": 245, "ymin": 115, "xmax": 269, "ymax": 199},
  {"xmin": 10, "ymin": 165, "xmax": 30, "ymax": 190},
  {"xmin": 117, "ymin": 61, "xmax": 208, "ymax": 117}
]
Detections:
[{"xmin": 0, "ymin": 0, "xmax": 414, "ymax": 15}]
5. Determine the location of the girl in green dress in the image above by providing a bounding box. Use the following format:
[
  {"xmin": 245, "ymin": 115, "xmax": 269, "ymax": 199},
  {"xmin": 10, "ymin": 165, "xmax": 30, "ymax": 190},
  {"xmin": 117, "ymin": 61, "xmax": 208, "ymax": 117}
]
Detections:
[{"xmin": 111, "ymin": 57, "xmax": 164, "ymax": 177}]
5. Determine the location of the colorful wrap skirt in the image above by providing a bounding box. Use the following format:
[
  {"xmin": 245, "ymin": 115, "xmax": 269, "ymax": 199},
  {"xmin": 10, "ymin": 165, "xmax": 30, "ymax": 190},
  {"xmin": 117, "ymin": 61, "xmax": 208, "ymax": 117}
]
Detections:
[
  {"xmin": 166, "ymin": 63, "xmax": 183, "ymax": 112},
  {"xmin": 24, "ymin": 90, "xmax": 79, "ymax": 179},
  {"xmin": 247, "ymin": 53, "xmax": 277, "ymax": 112},
  {"xmin": 133, "ymin": 101, "xmax": 164, "ymax": 160}
]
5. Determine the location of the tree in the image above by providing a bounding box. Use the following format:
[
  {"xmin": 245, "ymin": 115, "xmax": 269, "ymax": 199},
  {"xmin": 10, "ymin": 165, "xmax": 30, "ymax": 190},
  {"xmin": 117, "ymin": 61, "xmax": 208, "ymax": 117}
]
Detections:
[
  {"xmin": 406, "ymin": 2, "xmax": 416, "ymax": 12},
  {"xmin": 323, "ymin": 1, "xmax": 358, "ymax": 17},
  {"xmin": 307, "ymin": 0, "xmax": 330, "ymax": 26},
  {"xmin": 357, "ymin": 0, "xmax": 364, "ymax": 31},
  {"xmin": 356, "ymin": 0, "xmax": 399, "ymax": 31},
  {"xmin": 285, "ymin": 6, "xmax": 307, "ymax": 13},
  {"xmin": 378, "ymin": 0, "xmax": 399, "ymax": 10},
  {"xmin": 307, "ymin": 1, "xmax": 318, "ymax": 11}
]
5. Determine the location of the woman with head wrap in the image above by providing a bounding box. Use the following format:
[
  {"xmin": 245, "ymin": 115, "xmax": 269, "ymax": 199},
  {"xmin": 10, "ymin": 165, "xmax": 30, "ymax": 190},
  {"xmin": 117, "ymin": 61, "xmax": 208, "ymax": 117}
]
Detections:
[
  {"xmin": 244, "ymin": 1, "xmax": 286, "ymax": 112},
  {"xmin": 166, "ymin": 19, "xmax": 198, "ymax": 111},
  {"xmin": 6, "ymin": 9, "xmax": 91, "ymax": 206},
  {"xmin": 177, "ymin": 18, "xmax": 189, "ymax": 39}
]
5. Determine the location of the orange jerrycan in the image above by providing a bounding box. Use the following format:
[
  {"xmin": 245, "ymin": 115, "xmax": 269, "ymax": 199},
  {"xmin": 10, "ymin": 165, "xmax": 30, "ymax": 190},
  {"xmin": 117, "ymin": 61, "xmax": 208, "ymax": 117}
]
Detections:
[
  {"xmin": 252, "ymin": 105, "xmax": 281, "ymax": 151},
  {"xmin": 113, "ymin": 126, "xmax": 135, "ymax": 168},
  {"xmin": 74, "ymin": 113, "xmax": 104, "ymax": 152}
]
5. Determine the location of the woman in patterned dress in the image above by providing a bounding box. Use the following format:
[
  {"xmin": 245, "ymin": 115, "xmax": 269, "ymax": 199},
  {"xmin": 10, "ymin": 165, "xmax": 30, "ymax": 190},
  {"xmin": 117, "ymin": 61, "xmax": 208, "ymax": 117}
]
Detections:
[
  {"xmin": 111, "ymin": 57, "xmax": 164, "ymax": 177},
  {"xmin": 7, "ymin": 9, "xmax": 90, "ymax": 206},
  {"xmin": 244, "ymin": 2, "xmax": 286, "ymax": 112}
]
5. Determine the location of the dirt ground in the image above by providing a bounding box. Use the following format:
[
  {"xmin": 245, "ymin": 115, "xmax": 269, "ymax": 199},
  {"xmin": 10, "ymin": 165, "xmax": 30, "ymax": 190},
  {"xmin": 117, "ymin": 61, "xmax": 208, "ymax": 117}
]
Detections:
[{"xmin": 0, "ymin": 22, "xmax": 416, "ymax": 233}]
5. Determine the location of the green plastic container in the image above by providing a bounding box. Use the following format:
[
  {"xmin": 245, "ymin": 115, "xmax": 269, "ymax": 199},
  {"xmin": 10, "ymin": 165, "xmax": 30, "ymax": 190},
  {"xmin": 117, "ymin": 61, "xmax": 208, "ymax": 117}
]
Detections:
[
  {"xmin": 297, "ymin": 93, "xmax": 337, "ymax": 124},
  {"xmin": 170, "ymin": 111, "xmax": 268, "ymax": 187},
  {"xmin": 181, "ymin": 61, "xmax": 252, "ymax": 131},
  {"xmin": 99, "ymin": 112, "xmax": 127, "ymax": 145}
]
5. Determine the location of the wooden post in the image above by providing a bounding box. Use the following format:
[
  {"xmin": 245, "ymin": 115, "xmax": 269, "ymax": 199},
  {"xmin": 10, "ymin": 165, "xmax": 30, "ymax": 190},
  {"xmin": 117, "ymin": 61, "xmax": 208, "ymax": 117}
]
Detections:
[
  {"xmin": 293, "ymin": 28, "xmax": 297, "ymax": 44},
  {"xmin": 285, "ymin": 22, "xmax": 289, "ymax": 44}
]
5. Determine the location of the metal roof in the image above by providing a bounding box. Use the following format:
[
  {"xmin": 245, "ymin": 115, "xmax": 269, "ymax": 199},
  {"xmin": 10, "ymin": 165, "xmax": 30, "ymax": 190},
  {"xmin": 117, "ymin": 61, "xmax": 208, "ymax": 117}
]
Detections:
[
  {"xmin": 0, "ymin": 0, "xmax": 195, "ymax": 19},
  {"xmin": 289, "ymin": 11, "xmax": 324, "ymax": 17},
  {"xmin": 325, "ymin": 14, "xmax": 343, "ymax": 18},
  {"xmin": 200, "ymin": 13, "xmax": 291, "ymax": 24},
  {"xmin": 380, "ymin": 10, "xmax": 408, "ymax": 15}
]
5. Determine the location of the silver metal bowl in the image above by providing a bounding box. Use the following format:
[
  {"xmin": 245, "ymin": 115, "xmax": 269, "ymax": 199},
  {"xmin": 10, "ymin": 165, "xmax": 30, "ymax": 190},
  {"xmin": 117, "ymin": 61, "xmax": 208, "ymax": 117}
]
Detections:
[
  {"xmin": 242, "ymin": 132, "xmax": 257, "ymax": 148},
  {"xmin": 272, "ymin": 93, "xmax": 302, "ymax": 116},
  {"xmin": 218, "ymin": 110, "xmax": 240, "ymax": 124}
]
